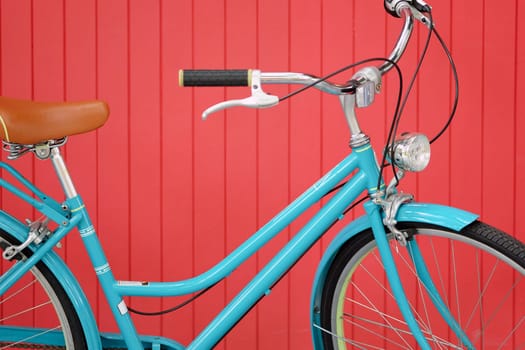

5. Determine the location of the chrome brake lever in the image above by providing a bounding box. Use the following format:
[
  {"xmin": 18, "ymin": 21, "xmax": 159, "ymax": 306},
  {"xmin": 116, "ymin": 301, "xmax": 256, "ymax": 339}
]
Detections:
[{"xmin": 202, "ymin": 70, "xmax": 279, "ymax": 120}]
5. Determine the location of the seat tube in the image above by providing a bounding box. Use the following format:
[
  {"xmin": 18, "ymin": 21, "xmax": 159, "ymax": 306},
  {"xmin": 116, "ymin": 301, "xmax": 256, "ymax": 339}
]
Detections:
[
  {"xmin": 66, "ymin": 195, "xmax": 144, "ymax": 349},
  {"xmin": 52, "ymin": 148, "xmax": 144, "ymax": 348}
]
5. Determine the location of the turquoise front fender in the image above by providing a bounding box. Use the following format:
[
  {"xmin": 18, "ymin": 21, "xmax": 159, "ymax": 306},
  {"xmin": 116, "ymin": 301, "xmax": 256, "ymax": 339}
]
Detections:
[
  {"xmin": 310, "ymin": 202, "xmax": 479, "ymax": 349},
  {"xmin": 0, "ymin": 210, "xmax": 102, "ymax": 349}
]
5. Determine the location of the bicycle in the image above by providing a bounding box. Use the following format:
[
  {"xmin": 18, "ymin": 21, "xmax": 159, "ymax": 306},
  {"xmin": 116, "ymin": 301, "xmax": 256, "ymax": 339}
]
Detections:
[{"xmin": 0, "ymin": 0, "xmax": 524, "ymax": 348}]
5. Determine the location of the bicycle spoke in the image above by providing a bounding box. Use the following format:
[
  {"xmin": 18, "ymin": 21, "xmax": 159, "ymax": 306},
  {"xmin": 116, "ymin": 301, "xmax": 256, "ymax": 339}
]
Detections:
[
  {"xmin": 366, "ymin": 248, "xmax": 444, "ymax": 340},
  {"xmin": 497, "ymin": 315, "xmax": 524, "ymax": 350},
  {"xmin": 313, "ymin": 323, "xmax": 372, "ymax": 350},
  {"xmin": 341, "ymin": 312, "xmax": 463, "ymax": 349},
  {"xmin": 369, "ymin": 251, "xmax": 432, "ymax": 333},
  {"xmin": 0, "ymin": 325, "xmax": 62, "ymax": 349},
  {"xmin": 450, "ymin": 240, "xmax": 462, "ymax": 345},
  {"xmin": 411, "ymin": 259, "xmax": 440, "ymax": 347},
  {"xmin": 399, "ymin": 244, "xmax": 436, "ymax": 339},
  {"xmin": 341, "ymin": 313, "xmax": 413, "ymax": 349},
  {"xmin": 476, "ymin": 276, "xmax": 523, "ymax": 346},
  {"xmin": 391, "ymin": 242, "xmax": 451, "ymax": 344},
  {"xmin": 466, "ymin": 256, "xmax": 500, "ymax": 330},
  {"xmin": 343, "ymin": 295, "xmax": 453, "ymax": 348},
  {"xmin": 430, "ymin": 237, "xmax": 450, "ymax": 306},
  {"xmin": 0, "ymin": 300, "xmax": 53, "ymax": 323},
  {"xmin": 349, "ymin": 280, "xmax": 413, "ymax": 348},
  {"xmin": 0, "ymin": 279, "xmax": 38, "ymax": 305}
]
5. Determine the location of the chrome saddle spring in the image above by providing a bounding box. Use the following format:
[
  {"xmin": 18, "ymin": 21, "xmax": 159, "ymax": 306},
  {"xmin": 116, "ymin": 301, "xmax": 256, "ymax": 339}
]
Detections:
[{"xmin": 2, "ymin": 138, "xmax": 67, "ymax": 160}]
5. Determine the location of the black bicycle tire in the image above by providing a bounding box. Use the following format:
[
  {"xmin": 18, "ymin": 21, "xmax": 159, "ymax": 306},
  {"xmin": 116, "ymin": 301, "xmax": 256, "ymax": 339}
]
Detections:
[
  {"xmin": 319, "ymin": 220, "xmax": 525, "ymax": 349},
  {"xmin": 0, "ymin": 229, "xmax": 88, "ymax": 349}
]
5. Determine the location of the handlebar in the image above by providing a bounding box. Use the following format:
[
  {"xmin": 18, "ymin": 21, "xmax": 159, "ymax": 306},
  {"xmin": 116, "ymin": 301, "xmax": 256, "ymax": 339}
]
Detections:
[
  {"xmin": 180, "ymin": 2, "xmax": 428, "ymax": 95},
  {"xmin": 180, "ymin": 69, "xmax": 252, "ymax": 87}
]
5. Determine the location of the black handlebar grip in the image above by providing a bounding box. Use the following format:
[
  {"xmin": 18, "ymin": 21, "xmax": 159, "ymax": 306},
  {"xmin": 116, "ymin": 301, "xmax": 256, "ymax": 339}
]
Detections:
[{"xmin": 179, "ymin": 69, "xmax": 252, "ymax": 87}]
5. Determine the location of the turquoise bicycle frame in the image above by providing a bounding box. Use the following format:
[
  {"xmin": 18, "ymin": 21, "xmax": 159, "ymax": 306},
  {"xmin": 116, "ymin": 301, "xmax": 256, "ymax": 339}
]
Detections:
[{"xmin": 0, "ymin": 141, "xmax": 478, "ymax": 349}]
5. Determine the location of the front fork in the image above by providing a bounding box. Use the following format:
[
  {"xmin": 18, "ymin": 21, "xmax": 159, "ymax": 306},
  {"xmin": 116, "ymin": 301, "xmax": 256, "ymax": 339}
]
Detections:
[
  {"xmin": 366, "ymin": 197, "xmax": 474, "ymax": 349},
  {"xmin": 365, "ymin": 200, "xmax": 432, "ymax": 349}
]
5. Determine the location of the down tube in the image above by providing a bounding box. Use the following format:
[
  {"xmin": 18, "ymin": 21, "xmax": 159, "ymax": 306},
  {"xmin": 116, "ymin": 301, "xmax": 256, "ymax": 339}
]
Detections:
[
  {"xmin": 188, "ymin": 171, "xmax": 370, "ymax": 349},
  {"xmin": 115, "ymin": 152, "xmax": 361, "ymax": 297}
]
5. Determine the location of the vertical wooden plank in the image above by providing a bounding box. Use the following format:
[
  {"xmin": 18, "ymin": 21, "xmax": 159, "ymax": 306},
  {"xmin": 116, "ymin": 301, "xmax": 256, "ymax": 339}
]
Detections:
[
  {"xmin": 0, "ymin": 0, "xmax": 33, "ymax": 100},
  {"xmin": 514, "ymin": 2, "xmax": 525, "ymax": 235},
  {"xmin": 320, "ymin": 0, "xmax": 354, "ymax": 169},
  {"xmin": 159, "ymin": 0, "xmax": 196, "ymax": 344},
  {"xmin": 128, "ymin": 0, "xmax": 162, "ymax": 335},
  {"xmin": 482, "ymin": 0, "xmax": 516, "ymax": 230},
  {"xmin": 97, "ymin": 0, "xmax": 130, "ymax": 333},
  {"xmin": 450, "ymin": 0, "xmax": 483, "ymax": 214},
  {"xmin": 449, "ymin": 1, "xmax": 485, "ymax": 341},
  {"xmin": 417, "ymin": 2, "xmax": 452, "ymax": 204},
  {"xmin": 256, "ymin": 0, "xmax": 291, "ymax": 348},
  {"xmin": 0, "ymin": 0, "xmax": 34, "ymax": 329},
  {"xmin": 288, "ymin": 0, "xmax": 322, "ymax": 348},
  {"xmin": 481, "ymin": 0, "xmax": 517, "ymax": 342},
  {"xmin": 63, "ymin": 0, "xmax": 100, "ymax": 331},
  {"xmin": 0, "ymin": 0, "xmax": 34, "ymax": 202},
  {"xmin": 223, "ymin": 0, "xmax": 258, "ymax": 348},
  {"xmin": 192, "ymin": 0, "xmax": 226, "ymax": 346},
  {"xmin": 515, "ymin": 0, "xmax": 525, "ymax": 347},
  {"xmin": 31, "ymin": 0, "xmax": 67, "ymax": 332},
  {"xmin": 32, "ymin": 0, "xmax": 64, "ymax": 199},
  {"xmin": 32, "ymin": 0, "xmax": 64, "ymax": 102}
]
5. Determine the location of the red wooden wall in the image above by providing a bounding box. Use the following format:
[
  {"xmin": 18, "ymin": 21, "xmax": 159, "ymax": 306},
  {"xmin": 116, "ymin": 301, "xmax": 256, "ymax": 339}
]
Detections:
[{"xmin": 0, "ymin": 0, "xmax": 523, "ymax": 348}]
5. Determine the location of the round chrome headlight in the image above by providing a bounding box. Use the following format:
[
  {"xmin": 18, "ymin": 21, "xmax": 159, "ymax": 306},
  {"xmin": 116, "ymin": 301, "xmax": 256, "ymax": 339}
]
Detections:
[{"xmin": 389, "ymin": 133, "xmax": 431, "ymax": 172}]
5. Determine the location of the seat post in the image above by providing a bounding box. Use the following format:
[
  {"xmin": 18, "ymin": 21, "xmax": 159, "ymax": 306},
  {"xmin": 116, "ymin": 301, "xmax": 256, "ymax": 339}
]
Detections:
[{"xmin": 50, "ymin": 147, "xmax": 78, "ymax": 199}]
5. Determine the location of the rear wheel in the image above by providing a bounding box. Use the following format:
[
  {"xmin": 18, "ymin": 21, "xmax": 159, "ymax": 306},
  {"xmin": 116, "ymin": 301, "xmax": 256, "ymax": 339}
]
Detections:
[
  {"xmin": 319, "ymin": 221, "xmax": 525, "ymax": 349},
  {"xmin": 0, "ymin": 229, "xmax": 87, "ymax": 349}
]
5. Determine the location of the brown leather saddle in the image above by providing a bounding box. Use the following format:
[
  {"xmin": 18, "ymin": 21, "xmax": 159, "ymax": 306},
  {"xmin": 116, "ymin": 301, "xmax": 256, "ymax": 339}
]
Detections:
[{"xmin": 0, "ymin": 97, "xmax": 109, "ymax": 145}]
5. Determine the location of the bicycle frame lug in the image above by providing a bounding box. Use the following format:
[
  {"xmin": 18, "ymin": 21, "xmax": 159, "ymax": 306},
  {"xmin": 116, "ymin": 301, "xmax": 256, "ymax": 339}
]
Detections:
[{"xmin": 349, "ymin": 132, "xmax": 370, "ymax": 149}]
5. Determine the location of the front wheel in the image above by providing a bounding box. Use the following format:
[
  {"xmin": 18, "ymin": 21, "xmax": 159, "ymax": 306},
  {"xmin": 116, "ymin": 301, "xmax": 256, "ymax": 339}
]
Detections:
[{"xmin": 318, "ymin": 221, "xmax": 525, "ymax": 349}]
